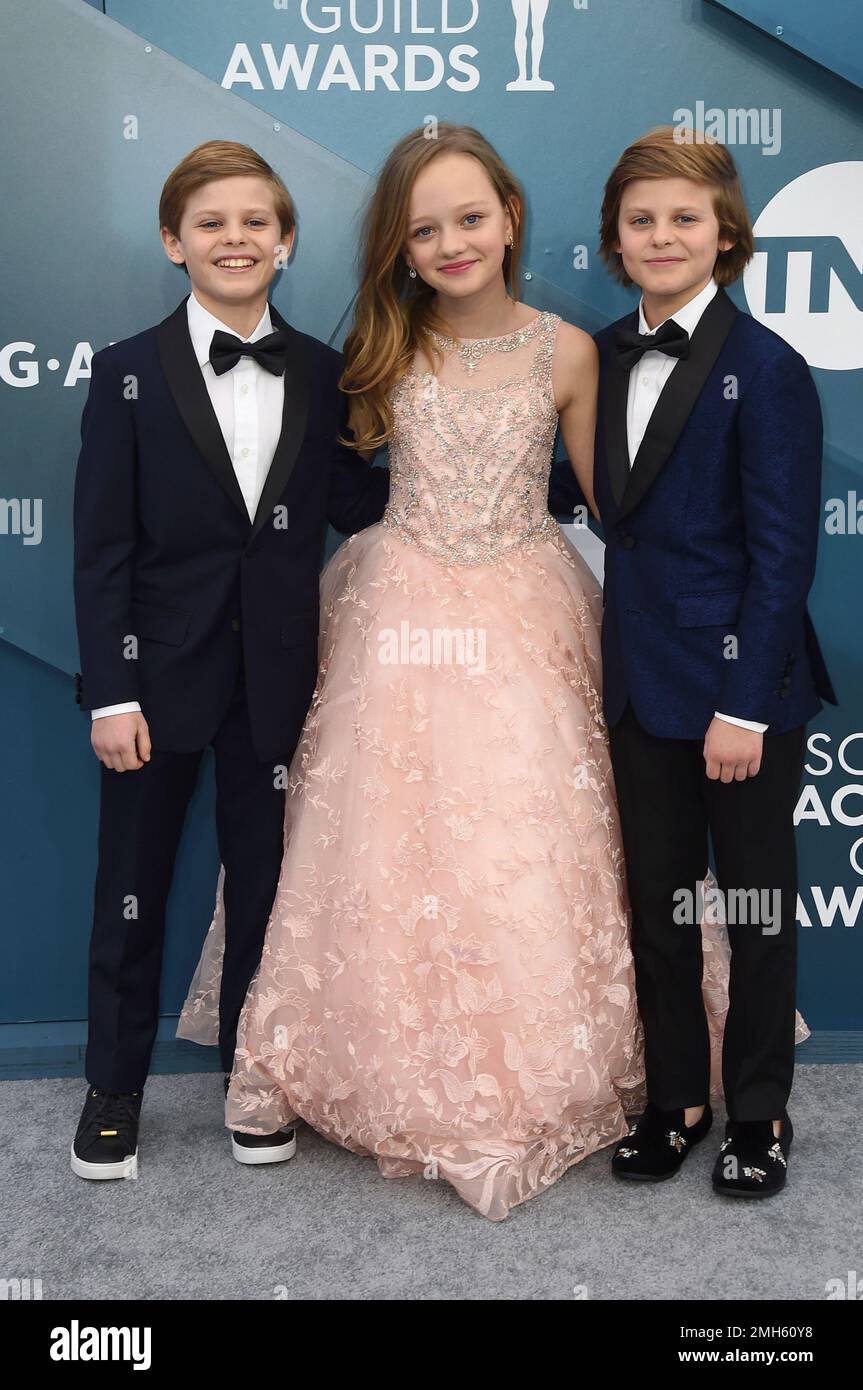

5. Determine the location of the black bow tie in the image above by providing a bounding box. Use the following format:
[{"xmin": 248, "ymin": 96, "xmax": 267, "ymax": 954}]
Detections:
[
  {"xmin": 615, "ymin": 318, "xmax": 690, "ymax": 370},
  {"xmin": 208, "ymin": 327, "xmax": 289, "ymax": 377}
]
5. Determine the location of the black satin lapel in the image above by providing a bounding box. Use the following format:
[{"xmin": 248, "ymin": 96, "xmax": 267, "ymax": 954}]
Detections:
[
  {"xmin": 248, "ymin": 304, "xmax": 310, "ymax": 545},
  {"xmin": 156, "ymin": 297, "xmax": 250, "ymax": 525},
  {"xmin": 618, "ymin": 287, "xmax": 738, "ymax": 520},
  {"xmin": 601, "ymin": 310, "xmax": 638, "ymax": 510}
]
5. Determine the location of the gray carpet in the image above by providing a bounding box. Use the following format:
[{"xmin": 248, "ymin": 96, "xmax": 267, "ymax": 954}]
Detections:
[{"xmin": 2, "ymin": 1066, "xmax": 860, "ymax": 1300}]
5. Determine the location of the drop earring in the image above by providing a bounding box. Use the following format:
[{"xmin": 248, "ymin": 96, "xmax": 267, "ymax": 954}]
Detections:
[{"xmin": 408, "ymin": 265, "xmax": 417, "ymax": 278}]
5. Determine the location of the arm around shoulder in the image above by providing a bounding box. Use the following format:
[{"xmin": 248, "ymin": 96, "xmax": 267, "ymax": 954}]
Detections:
[{"xmin": 326, "ymin": 384, "xmax": 390, "ymax": 535}]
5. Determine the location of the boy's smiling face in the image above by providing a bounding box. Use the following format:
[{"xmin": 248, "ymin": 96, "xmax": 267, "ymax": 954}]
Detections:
[
  {"xmin": 615, "ymin": 177, "xmax": 734, "ymax": 318},
  {"xmin": 161, "ymin": 175, "xmax": 293, "ymax": 322}
]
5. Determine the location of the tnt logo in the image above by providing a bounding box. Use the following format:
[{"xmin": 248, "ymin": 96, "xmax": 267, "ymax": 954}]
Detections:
[{"xmin": 743, "ymin": 162, "xmax": 863, "ymax": 371}]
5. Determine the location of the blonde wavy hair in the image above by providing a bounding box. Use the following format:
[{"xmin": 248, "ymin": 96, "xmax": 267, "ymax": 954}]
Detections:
[{"xmin": 340, "ymin": 123, "xmax": 525, "ymax": 453}]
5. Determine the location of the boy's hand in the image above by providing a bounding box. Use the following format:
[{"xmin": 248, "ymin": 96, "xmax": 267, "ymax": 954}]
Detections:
[
  {"xmin": 91, "ymin": 712, "xmax": 152, "ymax": 772},
  {"xmin": 703, "ymin": 718, "xmax": 763, "ymax": 782}
]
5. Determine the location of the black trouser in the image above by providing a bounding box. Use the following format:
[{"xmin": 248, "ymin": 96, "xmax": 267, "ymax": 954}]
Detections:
[
  {"xmin": 85, "ymin": 661, "xmax": 286, "ymax": 1092},
  {"xmin": 607, "ymin": 700, "xmax": 806, "ymax": 1121}
]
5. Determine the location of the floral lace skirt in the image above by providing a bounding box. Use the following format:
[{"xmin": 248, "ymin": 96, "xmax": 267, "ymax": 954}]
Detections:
[{"xmin": 177, "ymin": 522, "xmax": 809, "ymax": 1221}]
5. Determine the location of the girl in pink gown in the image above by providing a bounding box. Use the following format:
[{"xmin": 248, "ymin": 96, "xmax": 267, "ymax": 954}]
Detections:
[{"xmin": 177, "ymin": 125, "xmax": 807, "ymax": 1221}]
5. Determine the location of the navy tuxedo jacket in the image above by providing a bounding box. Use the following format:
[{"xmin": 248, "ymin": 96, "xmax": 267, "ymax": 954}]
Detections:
[
  {"xmin": 73, "ymin": 296, "xmax": 389, "ymax": 762},
  {"xmin": 591, "ymin": 286, "xmax": 837, "ymax": 738}
]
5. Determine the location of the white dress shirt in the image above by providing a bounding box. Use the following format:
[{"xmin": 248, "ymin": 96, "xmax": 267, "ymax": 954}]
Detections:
[
  {"xmin": 625, "ymin": 277, "xmax": 767, "ymax": 735},
  {"xmin": 91, "ymin": 291, "xmax": 284, "ymax": 721}
]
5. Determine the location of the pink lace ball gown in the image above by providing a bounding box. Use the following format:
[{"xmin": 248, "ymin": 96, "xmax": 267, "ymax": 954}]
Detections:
[{"xmin": 177, "ymin": 310, "xmax": 808, "ymax": 1221}]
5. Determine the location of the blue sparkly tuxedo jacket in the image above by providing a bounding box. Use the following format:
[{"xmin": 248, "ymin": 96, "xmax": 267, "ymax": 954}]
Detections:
[{"xmin": 592, "ymin": 286, "xmax": 837, "ymax": 738}]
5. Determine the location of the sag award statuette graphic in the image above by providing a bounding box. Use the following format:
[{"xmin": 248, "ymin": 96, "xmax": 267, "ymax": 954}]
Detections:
[{"xmin": 507, "ymin": 0, "xmax": 555, "ymax": 90}]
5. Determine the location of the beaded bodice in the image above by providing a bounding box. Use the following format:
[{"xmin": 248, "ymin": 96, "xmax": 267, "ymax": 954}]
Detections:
[{"xmin": 382, "ymin": 309, "xmax": 561, "ymax": 565}]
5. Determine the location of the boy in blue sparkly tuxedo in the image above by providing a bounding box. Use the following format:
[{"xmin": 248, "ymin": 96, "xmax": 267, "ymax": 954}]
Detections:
[{"xmin": 589, "ymin": 127, "xmax": 837, "ymax": 1197}]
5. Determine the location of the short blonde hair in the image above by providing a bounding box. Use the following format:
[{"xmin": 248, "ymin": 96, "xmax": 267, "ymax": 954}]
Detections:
[
  {"xmin": 598, "ymin": 125, "xmax": 754, "ymax": 288},
  {"xmin": 159, "ymin": 140, "xmax": 296, "ymax": 276}
]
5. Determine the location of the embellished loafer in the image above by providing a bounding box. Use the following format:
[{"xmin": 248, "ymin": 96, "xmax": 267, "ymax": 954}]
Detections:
[
  {"xmin": 612, "ymin": 1100, "xmax": 713, "ymax": 1181},
  {"xmin": 712, "ymin": 1113, "xmax": 793, "ymax": 1198}
]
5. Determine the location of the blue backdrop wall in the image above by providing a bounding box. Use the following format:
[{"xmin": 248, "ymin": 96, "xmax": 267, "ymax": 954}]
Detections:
[{"xmin": 1, "ymin": 0, "xmax": 861, "ymax": 1076}]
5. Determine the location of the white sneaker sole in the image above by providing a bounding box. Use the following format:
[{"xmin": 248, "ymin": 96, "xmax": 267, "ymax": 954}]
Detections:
[
  {"xmin": 70, "ymin": 1143, "xmax": 138, "ymax": 1180},
  {"xmin": 231, "ymin": 1131, "xmax": 297, "ymax": 1165}
]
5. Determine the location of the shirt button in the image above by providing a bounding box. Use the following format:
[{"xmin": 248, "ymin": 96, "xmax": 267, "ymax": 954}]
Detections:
[
  {"xmin": 240, "ymin": 383, "xmax": 249, "ymax": 395},
  {"xmin": 241, "ymin": 447, "xmax": 250, "ymax": 457},
  {"xmin": 641, "ymin": 376, "xmax": 649, "ymax": 385}
]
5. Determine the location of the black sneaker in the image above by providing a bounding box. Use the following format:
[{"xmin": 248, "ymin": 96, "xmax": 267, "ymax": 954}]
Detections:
[
  {"xmin": 230, "ymin": 1128, "xmax": 297, "ymax": 1165},
  {"xmin": 71, "ymin": 1086, "xmax": 142, "ymax": 1180},
  {"xmin": 612, "ymin": 1101, "xmax": 713, "ymax": 1180},
  {"xmin": 223, "ymin": 1072, "xmax": 296, "ymax": 1165},
  {"xmin": 712, "ymin": 1112, "xmax": 793, "ymax": 1198}
]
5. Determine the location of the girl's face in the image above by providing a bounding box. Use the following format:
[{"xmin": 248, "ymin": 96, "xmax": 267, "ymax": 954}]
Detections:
[
  {"xmin": 162, "ymin": 175, "xmax": 292, "ymax": 306},
  {"xmin": 403, "ymin": 152, "xmax": 513, "ymax": 299},
  {"xmin": 615, "ymin": 177, "xmax": 733, "ymax": 302}
]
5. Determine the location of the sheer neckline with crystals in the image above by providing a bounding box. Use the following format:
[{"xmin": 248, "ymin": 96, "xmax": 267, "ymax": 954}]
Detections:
[
  {"xmin": 428, "ymin": 307, "xmax": 546, "ymax": 347},
  {"xmin": 402, "ymin": 309, "xmax": 554, "ymax": 392},
  {"xmin": 384, "ymin": 307, "xmax": 562, "ymax": 564}
]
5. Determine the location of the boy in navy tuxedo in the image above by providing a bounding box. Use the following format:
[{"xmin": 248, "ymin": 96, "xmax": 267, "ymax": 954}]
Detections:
[
  {"xmin": 71, "ymin": 141, "xmax": 389, "ymax": 1179},
  {"xmin": 590, "ymin": 128, "xmax": 837, "ymax": 1196}
]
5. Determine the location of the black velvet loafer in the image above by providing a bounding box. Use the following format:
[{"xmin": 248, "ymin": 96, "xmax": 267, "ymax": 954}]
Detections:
[
  {"xmin": 612, "ymin": 1100, "xmax": 713, "ymax": 1181},
  {"xmin": 712, "ymin": 1113, "xmax": 793, "ymax": 1198}
]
